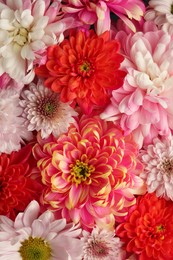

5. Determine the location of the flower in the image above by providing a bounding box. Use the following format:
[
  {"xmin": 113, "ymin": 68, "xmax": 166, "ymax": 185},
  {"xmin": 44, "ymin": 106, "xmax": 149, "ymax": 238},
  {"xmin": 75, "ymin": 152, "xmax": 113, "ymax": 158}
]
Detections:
[
  {"xmin": 81, "ymin": 226, "xmax": 125, "ymax": 260},
  {"xmin": 116, "ymin": 193, "xmax": 173, "ymax": 260},
  {"xmin": 33, "ymin": 115, "xmax": 145, "ymax": 230},
  {"xmin": 0, "ymin": 73, "xmax": 23, "ymax": 90},
  {"xmin": 140, "ymin": 136, "xmax": 173, "ymax": 200},
  {"xmin": 101, "ymin": 24, "xmax": 173, "ymax": 148},
  {"xmin": 19, "ymin": 80, "xmax": 78, "ymax": 139},
  {"xmin": 0, "ymin": 0, "xmax": 75, "ymax": 84},
  {"xmin": 0, "ymin": 144, "xmax": 43, "ymax": 220},
  {"xmin": 62, "ymin": 0, "xmax": 145, "ymax": 34},
  {"xmin": 35, "ymin": 29, "xmax": 126, "ymax": 114},
  {"xmin": 0, "ymin": 200, "xmax": 83, "ymax": 260},
  {"xmin": 0, "ymin": 87, "xmax": 33, "ymax": 154},
  {"xmin": 145, "ymin": 0, "xmax": 173, "ymax": 33}
]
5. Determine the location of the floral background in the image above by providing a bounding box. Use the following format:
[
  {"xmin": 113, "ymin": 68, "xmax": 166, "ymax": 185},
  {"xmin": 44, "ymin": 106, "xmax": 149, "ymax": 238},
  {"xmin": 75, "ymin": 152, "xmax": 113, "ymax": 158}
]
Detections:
[{"xmin": 0, "ymin": 0, "xmax": 173, "ymax": 259}]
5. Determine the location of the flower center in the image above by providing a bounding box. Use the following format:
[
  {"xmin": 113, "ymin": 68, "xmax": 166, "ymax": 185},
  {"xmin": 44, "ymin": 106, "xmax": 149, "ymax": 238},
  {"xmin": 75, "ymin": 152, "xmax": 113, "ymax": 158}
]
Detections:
[
  {"xmin": 89, "ymin": 240, "xmax": 109, "ymax": 258},
  {"xmin": 159, "ymin": 158, "xmax": 173, "ymax": 175},
  {"xmin": 70, "ymin": 160, "xmax": 95, "ymax": 185},
  {"xmin": 171, "ymin": 4, "xmax": 173, "ymax": 14},
  {"xmin": 77, "ymin": 60, "xmax": 94, "ymax": 77},
  {"xmin": 12, "ymin": 26, "xmax": 29, "ymax": 46},
  {"xmin": 18, "ymin": 237, "xmax": 51, "ymax": 260},
  {"xmin": 37, "ymin": 96, "xmax": 58, "ymax": 118}
]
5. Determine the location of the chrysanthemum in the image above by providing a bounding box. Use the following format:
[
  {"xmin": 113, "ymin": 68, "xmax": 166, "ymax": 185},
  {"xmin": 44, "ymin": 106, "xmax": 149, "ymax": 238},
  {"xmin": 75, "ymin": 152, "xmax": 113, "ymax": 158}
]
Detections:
[
  {"xmin": 145, "ymin": 0, "xmax": 173, "ymax": 33},
  {"xmin": 35, "ymin": 29, "xmax": 126, "ymax": 114},
  {"xmin": 81, "ymin": 226, "xmax": 125, "ymax": 260},
  {"xmin": 140, "ymin": 136, "xmax": 173, "ymax": 200},
  {"xmin": 0, "ymin": 87, "xmax": 32, "ymax": 154},
  {"xmin": 101, "ymin": 24, "xmax": 173, "ymax": 148},
  {"xmin": 19, "ymin": 81, "xmax": 78, "ymax": 139},
  {"xmin": 62, "ymin": 0, "xmax": 145, "ymax": 34},
  {"xmin": 0, "ymin": 200, "xmax": 83, "ymax": 260},
  {"xmin": 116, "ymin": 193, "xmax": 173, "ymax": 260},
  {"xmin": 0, "ymin": 144, "xmax": 43, "ymax": 219},
  {"xmin": 33, "ymin": 115, "xmax": 145, "ymax": 230},
  {"xmin": 0, "ymin": 0, "xmax": 75, "ymax": 83},
  {"xmin": 0, "ymin": 73, "xmax": 23, "ymax": 90}
]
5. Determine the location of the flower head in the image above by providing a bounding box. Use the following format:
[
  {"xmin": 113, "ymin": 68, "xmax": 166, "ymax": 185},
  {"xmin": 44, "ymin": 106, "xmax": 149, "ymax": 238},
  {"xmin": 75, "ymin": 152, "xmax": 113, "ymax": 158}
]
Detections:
[
  {"xmin": 62, "ymin": 0, "xmax": 145, "ymax": 34},
  {"xmin": 140, "ymin": 135, "xmax": 173, "ymax": 200},
  {"xmin": 35, "ymin": 29, "xmax": 126, "ymax": 114},
  {"xmin": 0, "ymin": 87, "xmax": 32, "ymax": 153},
  {"xmin": 116, "ymin": 193, "xmax": 173, "ymax": 259},
  {"xmin": 19, "ymin": 81, "xmax": 78, "ymax": 139},
  {"xmin": 33, "ymin": 115, "xmax": 145, "ymax": 230},
  {"xmin": 0, "ymin": 200, "xmax": 83, "ymax": 260},
  {"xmin": 0, "ymin": 144, "xmax": 42, "ymax": 219},
  {"xmin": 82, "ymin": 226, "xmax": 125, "ymax": 260},
  {"xmin": 0, "ymin": 0, "xmax": 75, "ymax": 83},
  {"xmin": 101, "ymin": 24, "xmax": 173, "ymax": 147}
]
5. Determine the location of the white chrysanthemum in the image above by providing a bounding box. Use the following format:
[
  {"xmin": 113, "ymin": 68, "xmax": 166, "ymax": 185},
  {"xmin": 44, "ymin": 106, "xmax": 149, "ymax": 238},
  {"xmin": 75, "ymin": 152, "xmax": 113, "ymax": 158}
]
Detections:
[
  {"xmin": 81, "ymin": 227, "xmax": 125, "ymax": 260},
  {"xmin": 0, "ymin": 0, "xmax": 74, "ymax": 83},
  {"xmin": 0, "ymin": 200, "xmax": 83, "ymax": 260},
  {"xmin": 140, "ymin": 136, "xmax": 173, "ymax": 200},
  {"xmin": 19, "ymin": 81, "xmax": 78, "ymax": 139},
  {"xmin": 0, "ymin": 88, "xmax": 32, "ymax": 154}
]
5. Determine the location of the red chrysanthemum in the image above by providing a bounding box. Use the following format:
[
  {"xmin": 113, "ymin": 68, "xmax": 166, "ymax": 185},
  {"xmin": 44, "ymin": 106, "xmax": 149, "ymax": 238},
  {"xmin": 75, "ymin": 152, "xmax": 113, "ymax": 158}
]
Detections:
[
  {"xmin": 0, "ymin": 144, "xmax": 43, "ymax": 219},
  {"xmin": 116, "ymin": 193, "xmax": 173, "ymax": 260},
  {"xmin": 35, "ymin": 30, "xmax": 126, "ymax": 114}
]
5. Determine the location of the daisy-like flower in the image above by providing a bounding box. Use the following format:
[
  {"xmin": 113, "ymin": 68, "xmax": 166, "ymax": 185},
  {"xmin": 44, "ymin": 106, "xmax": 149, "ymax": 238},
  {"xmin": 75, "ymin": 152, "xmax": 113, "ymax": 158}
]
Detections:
[
  {"xmin": 81, "ymin": 226, "xmax": 125, "ymax": 260},
  {"xmin": 116, "ymin": 193, "xmax": 173, "ymax": 260},
  {"xmin": 145, "ymin": 0, "xmax": 173, "ymax": 34},
  {"xmin": 0, "ymin": 0, "xmax": 75, "ymax": 84},
  {"xmin": 19, "ymin": 81, "xmax": 78, "ymax": 139},
  {"xmin": 33, "ymin": 115, "xmax": 145, "ymax": 230},
  {"xmin": 35, "ymin": 29, "xmax": 126, "ymax": 114},
  {"xmin": 62, "ymin": 0, "xmax": 145, "ymax": 34},
  {"xmin": 101, "ymin": 23, "xmax": 173, "ymax": 148},
  {"xmin": 0, "ymin": 200, "xmax": 83, "ymax": 260},
  {"xmin": 0, "ymin": 87, "xmax": 32, "ymax": 154},
  {"xmin": 0, "ymin": 144, "xmax": 43, "ymax": 219},
  {"xmin": 140, "ymin": 136, "xmax": 173, "ymax": 200}
]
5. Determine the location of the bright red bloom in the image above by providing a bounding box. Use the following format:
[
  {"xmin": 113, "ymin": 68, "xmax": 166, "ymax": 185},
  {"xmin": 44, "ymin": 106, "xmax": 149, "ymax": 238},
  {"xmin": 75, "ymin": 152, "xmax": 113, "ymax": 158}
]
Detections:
[
  {"xmin": 0, "ymin": 144, "xmax": 43, "ymax": 219},
  {"xmin": 116, "ymin": 193, "xmax": 173, "ymax": 260},
  {"xmin": 35, "ymin": 30, "xmax": 126, "ymax": 114}
]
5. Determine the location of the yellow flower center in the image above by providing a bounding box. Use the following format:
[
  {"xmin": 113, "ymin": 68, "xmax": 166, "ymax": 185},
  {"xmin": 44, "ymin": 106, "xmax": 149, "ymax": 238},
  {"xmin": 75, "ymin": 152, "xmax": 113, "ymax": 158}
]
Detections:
[
  {"xmin": 12, "ymin": 26, "xmax": 29, "ymax": 46},
  {"xmin": 19, "ymin": 236, "xmax": 51, "ymax": 260},
  {"xmin": 77, "ymin": 60, "xmax": 94, "ymax": 77},
  {"xmin": 70, "ymin": 160, "xmax": 95, "ymax": 185}
]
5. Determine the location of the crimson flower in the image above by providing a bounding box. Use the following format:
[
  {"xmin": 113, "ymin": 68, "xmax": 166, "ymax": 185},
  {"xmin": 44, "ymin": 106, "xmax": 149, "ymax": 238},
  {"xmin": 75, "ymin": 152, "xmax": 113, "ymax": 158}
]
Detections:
[
  {"xmin": 116, "ymin": 193, "xmax": 173, "ymax": 260},
  {"xmin": 35, "ymin": 30, "xmax": 126, "ymax": 114}
]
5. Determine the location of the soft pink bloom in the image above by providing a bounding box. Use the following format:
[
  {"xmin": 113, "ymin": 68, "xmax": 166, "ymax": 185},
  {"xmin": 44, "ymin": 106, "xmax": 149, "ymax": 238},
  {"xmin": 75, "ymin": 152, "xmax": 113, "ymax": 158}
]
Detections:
[
  {"xmin": 140, "ymin": 135, "xmax": 173, "ymax": 200},
  {"xmin": 0, "ymin": 200, "xmax": 83, "ymax": 260},
  {"xmin": 0, "ymin": 0, "xmax": 75, "ymax": 84},
  {"xmin": 81, "ymin": 226, "xmax": 125, "ymax": 260},
  {"xmin": 33, "ymin": 116, "xmax": 145, "ymax": 230},
  {"xmin": 0, "ymin": 73, "xmax": 23, "ymax": 90},
  {"xmin": 62, "ymin": 0, "xmax": 145, "ymax": 34},
  {"xmin": 101, "ymin": 23, "xmax": 173, "ymax": 148}
]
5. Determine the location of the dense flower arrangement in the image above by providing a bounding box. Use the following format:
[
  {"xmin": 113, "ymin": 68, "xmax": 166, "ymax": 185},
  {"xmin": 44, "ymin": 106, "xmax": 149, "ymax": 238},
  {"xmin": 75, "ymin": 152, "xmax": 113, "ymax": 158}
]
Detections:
[{"xmin": 1, "ymin": 0, "xmax": 173, "ymax": 259}]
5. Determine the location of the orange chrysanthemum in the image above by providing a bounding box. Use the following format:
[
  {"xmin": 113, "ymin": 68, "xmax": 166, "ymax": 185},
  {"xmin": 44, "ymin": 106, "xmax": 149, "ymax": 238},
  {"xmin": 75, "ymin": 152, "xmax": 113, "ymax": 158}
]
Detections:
[
  {"xmin": 35, "ymin": 30, "xmax": 126, "ymax": 114},
  {"xmin": 116, "ymin": 193, "xmax": 173, "ymax": 260}
]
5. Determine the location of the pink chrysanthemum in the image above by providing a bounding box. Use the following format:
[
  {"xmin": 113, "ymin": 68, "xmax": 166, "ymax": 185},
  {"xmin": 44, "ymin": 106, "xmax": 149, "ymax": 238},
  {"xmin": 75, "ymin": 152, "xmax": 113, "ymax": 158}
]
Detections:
[
  {"xmin": 0, "ymin": 0, "xmax": 75, "ymax": 84},
  {"xmin": 101, "ymin": 23, "xmax": 173, "ymax": 148},
  {"xmin": 62, "ymin": 0, "xmax": 145, "ymax": 34},
  {"xmin": 0, "ymin": 200, "xmax": 83, "ymax": 260},
  {"xmin": 0, "ymin": 73, "xmax": 23, "ymax": 90},
  {"xmin": 81, "ymin": 226, "xmax": 125, "ymax": 260},
  {"xmin": 140, "ymin": 136, "xmax": 173, "ymax": 200},
  {"xmin": 33, "ymin": 116, "xmax": 145, "ymax": 230},
  {"xmin": 19, "ymin": 80, "xmax": 78, "ymax": 139}
]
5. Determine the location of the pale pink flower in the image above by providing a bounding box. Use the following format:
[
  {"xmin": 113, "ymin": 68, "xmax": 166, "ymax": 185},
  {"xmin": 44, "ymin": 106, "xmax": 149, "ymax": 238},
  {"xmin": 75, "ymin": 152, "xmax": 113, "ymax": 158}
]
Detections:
[
  {"xmin": 33, "ymin": 115, "xmax": 146, "ymax": 230},
  {"xmin": 0, "ymin": 200, "xmax": 83, "ymax": 260},
  {"xmin": 145, "ymin": 0, "xmax": 173, "ymax": 34},
  {"xmin": 0, "ymin": 0, "xmax": 75, "ymax": 84},
  {"xmin": 62, "ymin": 0, "xmax": 145, "ymax": 34},
  {"xmin": 81, "ymin": 226, "xmax": 125, "ymax": 260},
  {"xmin": 101, "ymin": 24, "xmax": 173, "ymax": 148},
  {"xmin": 0, "ymin": 73, "xmax": 23, "ymax": 90},
  {"xmin": 19, "ymin": 81, "xmax": 78, "ymax": 139},
  {"xmin": 140, "ymin": 136, "xmax": 173, "ymax": 200},
  {"xmin": 0, "ymin": 87, "xmax": 32, "ymax": 154}
]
